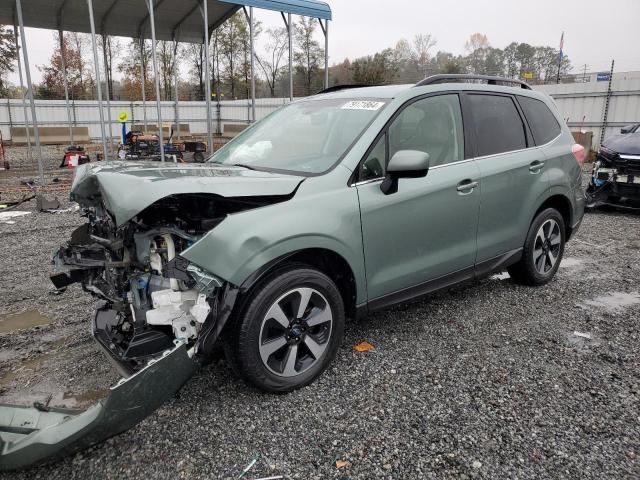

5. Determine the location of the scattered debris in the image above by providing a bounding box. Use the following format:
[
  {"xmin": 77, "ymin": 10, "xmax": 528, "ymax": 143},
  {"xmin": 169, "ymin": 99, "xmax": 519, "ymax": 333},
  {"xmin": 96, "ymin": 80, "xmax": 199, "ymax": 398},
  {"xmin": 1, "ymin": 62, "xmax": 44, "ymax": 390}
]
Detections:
[
  {"xmin": 490, "ymin": 272, "xmax": 510, "ymax": 280},
  {"xmin": 0, "ymin": 194, "xmax": 36, "ymax": 211},
  {"xmin": 353, "ymin": 341, "xmax": 375, "ymax": 352},
  {"xmin": 572, "ymin": 331, "xmax": 592, "ymax": 340},
  {"xmin": 335, "ymin": 459, "xmax": 351, "ymax": 469},
  {"xmin": 36, "ymin": 195, "xmax": 61, "ymax": 212},
  {"xmin": 472, "ymin": 460, "xmax": 483, "ymax": 469},
  {"xmin": 238, "ymin": 456, "xmax": 259, "ymax": 478},
  {"xmin": 0, "ymin": 211, "xmax": 30, "ymax": 223}
]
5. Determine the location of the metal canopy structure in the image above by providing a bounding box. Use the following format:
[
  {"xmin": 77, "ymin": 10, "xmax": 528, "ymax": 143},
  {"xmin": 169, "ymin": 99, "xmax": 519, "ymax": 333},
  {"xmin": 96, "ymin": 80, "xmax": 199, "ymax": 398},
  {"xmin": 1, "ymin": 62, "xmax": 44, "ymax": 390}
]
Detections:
[
  {"xmin": 3, "ymin": 0, "xmax": 332, "ymax": 183},
  {"xmin": 0, "ymin": 0, "xmax": 331, "ymax": 42}
]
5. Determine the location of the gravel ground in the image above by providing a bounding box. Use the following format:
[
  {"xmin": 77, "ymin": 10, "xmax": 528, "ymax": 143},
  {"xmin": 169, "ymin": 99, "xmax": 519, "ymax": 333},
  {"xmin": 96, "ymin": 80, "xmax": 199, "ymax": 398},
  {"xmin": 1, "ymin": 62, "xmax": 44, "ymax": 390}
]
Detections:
[{"xmin": 1, "ymin": 187, "xmax": 639, "ymax": 479}]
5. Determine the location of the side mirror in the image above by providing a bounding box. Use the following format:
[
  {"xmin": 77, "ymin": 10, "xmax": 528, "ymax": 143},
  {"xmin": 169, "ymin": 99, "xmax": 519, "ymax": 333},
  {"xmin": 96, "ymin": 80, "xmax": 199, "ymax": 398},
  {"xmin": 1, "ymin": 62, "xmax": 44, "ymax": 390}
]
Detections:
[
  {"xmin": 380, "ymin": 150, "xmax": 430, "ymax": 195},
  {"xmin": 620, "ymin": 123, "xmax": 638, "ymax": 134}
]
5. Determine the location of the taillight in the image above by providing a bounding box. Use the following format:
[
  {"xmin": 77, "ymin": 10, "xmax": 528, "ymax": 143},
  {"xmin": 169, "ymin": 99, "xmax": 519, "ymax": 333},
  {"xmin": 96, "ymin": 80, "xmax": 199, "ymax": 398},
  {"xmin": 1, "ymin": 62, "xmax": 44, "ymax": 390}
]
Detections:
[{"xmin": 572, "ymin": 144, "xmax": 586, "ymax": 166}]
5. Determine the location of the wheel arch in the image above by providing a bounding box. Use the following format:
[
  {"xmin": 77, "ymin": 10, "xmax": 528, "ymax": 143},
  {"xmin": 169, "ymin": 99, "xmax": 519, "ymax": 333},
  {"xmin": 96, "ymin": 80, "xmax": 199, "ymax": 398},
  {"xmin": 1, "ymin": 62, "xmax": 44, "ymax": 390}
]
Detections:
[
  {"xmin": 533, "ymin": 193, "xmax": 574, "ymax": 239},
  {"xmin": 238, "ymin": 248, "xmax": 359, "ymax": 320}
]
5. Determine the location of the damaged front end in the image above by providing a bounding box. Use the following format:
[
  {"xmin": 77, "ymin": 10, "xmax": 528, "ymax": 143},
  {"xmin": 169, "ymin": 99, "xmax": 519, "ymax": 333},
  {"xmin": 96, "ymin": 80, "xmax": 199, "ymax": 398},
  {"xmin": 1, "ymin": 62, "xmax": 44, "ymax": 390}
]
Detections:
[
  {"xmin": 586, "ymin": 146, "xmax": 640, "ymax": 210},
  {"xmin": 0, "ymin": 162, "xmax": 301, "ymax": 470}
]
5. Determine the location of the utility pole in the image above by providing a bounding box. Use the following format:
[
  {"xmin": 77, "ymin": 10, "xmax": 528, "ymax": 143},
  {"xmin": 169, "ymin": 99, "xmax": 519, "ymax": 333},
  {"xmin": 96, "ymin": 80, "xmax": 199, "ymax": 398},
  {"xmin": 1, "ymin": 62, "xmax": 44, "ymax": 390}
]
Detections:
[
  {"xmin": 556, "ymin": 31, "xmax": 564, "ymax": 84},
  {"xmin": 599, "ymin": 59, "xmax": 615, "ymax": 147}
]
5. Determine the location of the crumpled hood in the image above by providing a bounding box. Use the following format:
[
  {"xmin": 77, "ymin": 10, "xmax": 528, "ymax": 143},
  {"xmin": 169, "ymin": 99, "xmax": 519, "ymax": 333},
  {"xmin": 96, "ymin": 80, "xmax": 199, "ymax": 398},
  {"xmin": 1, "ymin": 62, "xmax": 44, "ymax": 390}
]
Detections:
[
  {"xmin": 602, "ymin": 133, "xmax": 640, "ymax": 155},
  {"xmin": 71, "ymin": 161, "xmax": 305, "ymax": 226}
]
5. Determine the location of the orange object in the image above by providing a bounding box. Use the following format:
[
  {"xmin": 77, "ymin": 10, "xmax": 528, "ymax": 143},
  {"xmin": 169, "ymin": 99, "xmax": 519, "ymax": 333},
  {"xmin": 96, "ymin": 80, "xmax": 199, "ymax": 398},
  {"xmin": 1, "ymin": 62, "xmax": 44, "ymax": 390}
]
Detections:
[
  {"xmin": 353, "ymin": 341, "xmax": 375, "ymax": 352},
  {"xmin": 336, "ymin": 460, "xmax": 352, "ymax": 469}
]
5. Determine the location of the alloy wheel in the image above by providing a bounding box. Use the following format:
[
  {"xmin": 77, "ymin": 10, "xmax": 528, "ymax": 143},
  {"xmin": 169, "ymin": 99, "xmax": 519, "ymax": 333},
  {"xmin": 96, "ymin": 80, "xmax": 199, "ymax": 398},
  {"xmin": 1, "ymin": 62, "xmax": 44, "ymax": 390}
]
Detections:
[
  {"xmin": 258, "ymin": 287, "xmax": 333, "ymax": 377},
  {"xmin": 533, "ymin": 219, "xmax": 561, "ymax": 274}
]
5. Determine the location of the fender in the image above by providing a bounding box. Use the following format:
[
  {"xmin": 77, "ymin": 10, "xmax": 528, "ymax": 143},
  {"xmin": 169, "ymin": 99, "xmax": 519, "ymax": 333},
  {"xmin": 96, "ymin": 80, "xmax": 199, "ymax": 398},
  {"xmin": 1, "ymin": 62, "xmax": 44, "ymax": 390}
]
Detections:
[{"xmin": 181, "ymin": 181, "xmax": 368, "ymax": 305}]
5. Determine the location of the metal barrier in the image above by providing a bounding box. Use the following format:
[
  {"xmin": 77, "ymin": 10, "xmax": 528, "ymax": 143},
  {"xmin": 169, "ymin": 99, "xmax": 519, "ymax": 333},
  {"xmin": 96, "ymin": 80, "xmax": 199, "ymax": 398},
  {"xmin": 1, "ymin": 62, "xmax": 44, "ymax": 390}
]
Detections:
[{"xmin": 0, "ymin": 98, "xmax": 291, "ymax": 143}]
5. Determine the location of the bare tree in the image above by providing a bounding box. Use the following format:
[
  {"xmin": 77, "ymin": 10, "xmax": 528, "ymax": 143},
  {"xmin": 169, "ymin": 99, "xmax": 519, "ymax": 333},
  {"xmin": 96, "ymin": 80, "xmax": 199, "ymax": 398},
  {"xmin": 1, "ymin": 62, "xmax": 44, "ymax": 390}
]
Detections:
[
  {"xmin": 183, "ymin": 43, "xmax": 204, "ymax": 99},
  {"xmin": 413, "ymin": 33, "xmax": 437, "ymax": 77},
  {"xmin": 256, "ymin": 27, "xmax": 287, "ymax": 97},
  {"xmin": 465, "ymin": 33, "xmax": 490, "ymax": 53},
  {"xmin": 100, "ymin": 34, "xmax": 119, "ymax": 100},
  {"xmin": 157, "ymin": 40, "xmax": 175, "ymax": 100}
]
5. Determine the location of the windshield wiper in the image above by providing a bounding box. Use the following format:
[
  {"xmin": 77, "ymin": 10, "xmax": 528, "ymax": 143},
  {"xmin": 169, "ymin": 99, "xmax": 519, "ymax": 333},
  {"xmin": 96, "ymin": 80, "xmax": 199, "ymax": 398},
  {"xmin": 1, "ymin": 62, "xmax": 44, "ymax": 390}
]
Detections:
[{"xmin": 230, "ymin": 163, "xmax": 258, "ymax": 171}]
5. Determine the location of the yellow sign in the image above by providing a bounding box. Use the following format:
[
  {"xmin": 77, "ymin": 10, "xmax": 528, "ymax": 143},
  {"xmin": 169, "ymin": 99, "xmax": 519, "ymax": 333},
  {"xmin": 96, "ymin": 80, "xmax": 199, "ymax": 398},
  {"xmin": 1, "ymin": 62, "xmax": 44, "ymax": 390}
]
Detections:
[
  {"xmin": 117, "ymin": 111, "xmax": 129, "ymax": 123},
  {"xmin": 523, "ymin": 72, "xmax": 534, "ymax": 80}
]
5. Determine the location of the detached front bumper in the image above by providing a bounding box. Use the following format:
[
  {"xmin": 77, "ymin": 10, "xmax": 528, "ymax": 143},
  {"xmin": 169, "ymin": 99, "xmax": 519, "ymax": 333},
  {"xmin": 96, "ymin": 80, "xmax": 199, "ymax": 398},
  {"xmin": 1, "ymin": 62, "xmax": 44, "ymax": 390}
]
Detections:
[{"xmin": 0, "ymin": 341, "xmax": 197, "ymax": 471}]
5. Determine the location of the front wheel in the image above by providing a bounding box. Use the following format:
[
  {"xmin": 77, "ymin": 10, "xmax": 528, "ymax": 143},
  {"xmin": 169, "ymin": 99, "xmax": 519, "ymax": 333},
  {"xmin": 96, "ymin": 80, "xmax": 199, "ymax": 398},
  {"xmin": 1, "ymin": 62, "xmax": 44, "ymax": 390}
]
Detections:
[
  {"xmin": 508, "ymin": 208, "xmax": 566, "ymax": 286},
  {"xmin": 226, "ymin": 266, "xmax": 345, "ymax": 393}
]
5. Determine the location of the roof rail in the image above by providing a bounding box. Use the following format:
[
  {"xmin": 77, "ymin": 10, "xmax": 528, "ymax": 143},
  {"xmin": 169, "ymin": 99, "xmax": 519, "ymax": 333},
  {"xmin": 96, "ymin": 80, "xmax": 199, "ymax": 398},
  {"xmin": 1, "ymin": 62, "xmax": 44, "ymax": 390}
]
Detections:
[
  {"xmin": 317, "ymin": 84, "xmax": 377, "ymax": 94},
  {"xmin": 415, "ymin": 74, "xmax": 532, "ymax": 90}
]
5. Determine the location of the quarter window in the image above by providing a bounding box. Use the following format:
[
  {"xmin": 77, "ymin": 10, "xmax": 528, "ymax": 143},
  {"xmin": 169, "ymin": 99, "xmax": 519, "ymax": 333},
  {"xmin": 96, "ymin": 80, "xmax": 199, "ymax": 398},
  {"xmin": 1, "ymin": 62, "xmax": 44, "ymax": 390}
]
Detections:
[
  {"xmin": 467, "ymin": 94, "xmax": 527, "ymax": 157},
  {"xmin": 517, "ymin": 96, "xmax": 562, "ymax": 145},
  {"xmin": 388, "ymin": 94, "xmax": 465, "ymax": 168},
  {"xmin": 359, "ymin": 134, "xmax": 386, "ymax": 182}
]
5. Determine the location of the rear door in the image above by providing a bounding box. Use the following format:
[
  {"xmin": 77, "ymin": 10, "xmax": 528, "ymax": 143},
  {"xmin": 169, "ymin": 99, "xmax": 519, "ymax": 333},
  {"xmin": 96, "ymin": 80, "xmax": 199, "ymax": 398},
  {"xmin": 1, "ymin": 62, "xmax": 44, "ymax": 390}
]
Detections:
[{"xmin": 462, "ymin": 92, "xmax": 550, "ymax": 265}]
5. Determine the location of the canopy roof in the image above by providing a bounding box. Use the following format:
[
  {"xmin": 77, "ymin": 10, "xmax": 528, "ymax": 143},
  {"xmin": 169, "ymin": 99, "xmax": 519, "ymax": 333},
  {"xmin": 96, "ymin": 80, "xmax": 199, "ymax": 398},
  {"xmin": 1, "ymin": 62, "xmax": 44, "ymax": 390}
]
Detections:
[{"xmin": 0, "ymin": 0, "xmax": 331, "ymax": 43}]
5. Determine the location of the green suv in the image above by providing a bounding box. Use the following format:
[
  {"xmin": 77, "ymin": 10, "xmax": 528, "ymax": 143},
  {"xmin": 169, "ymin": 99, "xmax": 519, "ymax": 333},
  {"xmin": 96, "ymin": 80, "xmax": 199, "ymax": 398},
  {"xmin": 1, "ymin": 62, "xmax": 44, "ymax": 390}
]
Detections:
[{"xmin": 0, "ymin": 76, "xmax": 586, "ymax": 470}]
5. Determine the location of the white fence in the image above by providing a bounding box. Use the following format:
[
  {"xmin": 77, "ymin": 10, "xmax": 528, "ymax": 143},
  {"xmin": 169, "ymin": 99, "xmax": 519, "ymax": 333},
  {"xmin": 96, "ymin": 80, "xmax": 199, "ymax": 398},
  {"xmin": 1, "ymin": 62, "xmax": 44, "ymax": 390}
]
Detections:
[
  {"xmin": 3, "ymin": 81, "xmax": 640, "ymax": 150},
  {"xmin": 0, "ymin": 97, "xmax": 291, "ymax": 142},
  {"xmin": 535, "ymin": 79, "xmax": 640, "ymax": 149}
]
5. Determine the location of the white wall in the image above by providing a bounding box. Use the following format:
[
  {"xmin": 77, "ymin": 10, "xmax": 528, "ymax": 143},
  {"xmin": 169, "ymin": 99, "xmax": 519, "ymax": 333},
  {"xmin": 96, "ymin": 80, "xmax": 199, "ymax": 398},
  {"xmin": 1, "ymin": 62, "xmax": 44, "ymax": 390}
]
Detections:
[
  {"xmin": 0, "ymin": 98, "xmax": 291, "ymax": 142},
  {"xmin": 535, "ymin": 79, "xmax": 640, "ymax": 149}
]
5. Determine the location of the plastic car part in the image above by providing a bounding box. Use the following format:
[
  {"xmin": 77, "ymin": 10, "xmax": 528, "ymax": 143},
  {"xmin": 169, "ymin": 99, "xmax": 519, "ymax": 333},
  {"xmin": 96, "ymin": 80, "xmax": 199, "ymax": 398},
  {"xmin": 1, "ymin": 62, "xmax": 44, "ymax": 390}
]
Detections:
[{"xmin": 0, "ymin": 340, "xmax": 197, "ymax": 471}]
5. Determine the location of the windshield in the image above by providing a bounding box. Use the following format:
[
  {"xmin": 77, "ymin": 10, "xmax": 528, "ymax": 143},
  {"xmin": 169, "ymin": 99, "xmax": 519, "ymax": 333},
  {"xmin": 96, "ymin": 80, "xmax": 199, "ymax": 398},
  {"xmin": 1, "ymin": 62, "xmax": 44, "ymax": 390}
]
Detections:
[{"xmin": 209, "ymin": 98, "xmax": 387, "ymax": 174}]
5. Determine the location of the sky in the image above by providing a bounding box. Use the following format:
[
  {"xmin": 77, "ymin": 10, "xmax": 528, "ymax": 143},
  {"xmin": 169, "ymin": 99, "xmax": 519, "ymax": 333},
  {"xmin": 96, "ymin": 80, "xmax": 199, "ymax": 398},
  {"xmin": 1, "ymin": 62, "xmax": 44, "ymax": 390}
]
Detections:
[{"xmin": 7, "ymin": 0, "xmax": 640, "ymax": 85}]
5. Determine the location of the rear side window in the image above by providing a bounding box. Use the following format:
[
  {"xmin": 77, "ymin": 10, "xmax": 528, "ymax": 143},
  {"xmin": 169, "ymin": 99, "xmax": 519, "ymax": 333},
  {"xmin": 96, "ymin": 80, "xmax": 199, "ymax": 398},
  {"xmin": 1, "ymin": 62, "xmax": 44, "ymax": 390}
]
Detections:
[
  {"xmin": 467, "ymin": 94, "xmax": 527, "ymax": 157},
  {"xmin": 517, "ymin": 96, "xmax": 562, "ymax": 145}
]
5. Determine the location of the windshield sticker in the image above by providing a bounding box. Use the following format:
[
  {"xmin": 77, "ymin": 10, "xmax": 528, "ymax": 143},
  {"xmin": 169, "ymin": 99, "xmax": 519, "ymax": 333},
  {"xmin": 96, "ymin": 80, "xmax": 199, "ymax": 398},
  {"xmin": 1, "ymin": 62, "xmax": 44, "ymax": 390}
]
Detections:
[{"xmin": 341, "ymin": 100, "xmax": 385, "ymax": 111}]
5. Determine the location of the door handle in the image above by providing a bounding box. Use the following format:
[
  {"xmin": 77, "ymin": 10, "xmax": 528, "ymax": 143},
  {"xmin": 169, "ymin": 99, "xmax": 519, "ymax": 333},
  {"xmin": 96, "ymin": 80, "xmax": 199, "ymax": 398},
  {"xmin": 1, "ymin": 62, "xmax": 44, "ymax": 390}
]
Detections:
[
  {"xmin": 456, "ymin": 180, "xmax": 478, "ymax": 193},
  {"xmin": 529, "ymin": 160, "xmax": 545, "ymax": 173}
]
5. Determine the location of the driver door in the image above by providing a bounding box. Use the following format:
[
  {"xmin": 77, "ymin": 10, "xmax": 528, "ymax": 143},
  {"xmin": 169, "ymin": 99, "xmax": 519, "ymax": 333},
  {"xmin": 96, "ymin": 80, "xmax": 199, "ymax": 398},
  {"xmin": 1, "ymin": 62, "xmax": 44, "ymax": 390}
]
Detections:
[{"xmin": 355, "ymin": 94, "xmax": 481, "ymax": 306}]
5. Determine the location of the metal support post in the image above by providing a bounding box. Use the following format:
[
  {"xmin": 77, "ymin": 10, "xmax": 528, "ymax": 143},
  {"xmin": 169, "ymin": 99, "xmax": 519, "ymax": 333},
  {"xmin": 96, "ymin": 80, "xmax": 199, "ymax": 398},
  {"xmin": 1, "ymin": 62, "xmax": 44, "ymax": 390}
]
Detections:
[
  {"xmin": 173, "ymin": 35, "xmax": 180, "ymax": 142},
  {"xmin": 318, "ymin": 19, "xmax": 329, "ymax": 89},
  {"xmin": 58, "ymin": 26, "xmax": 74, "ymax": 144},
  {"xmin": 202, "ymin": 0, "xmax": 213, "ymax": 154},
  {"xmin": 12, "ymin": 20, "xmax": 32, "ymax": 163},
  {"xmin": 249, "ymin": 6, "xmax": 256, "ymax": 122},
  {"xmin": 140, "ymin": 37, "xmax": 148, "ymax": 130},
  {"xmin": 147, "ymin": 0, "xmax": 165, "ymax": 161},
  {"xmin": 87, "ymin": 0, "xmax": 108, "ymax": 162},
  {"xmin": 102, "ymin": 34, "xmax": 114, "ymax": 155},
  {"xmin": 16, "ymin": 0, "xmax": 44, "ymax": 185},
  {"xmin": 288, "ymin": 13, "xmax": 293, "ymax": 101}
]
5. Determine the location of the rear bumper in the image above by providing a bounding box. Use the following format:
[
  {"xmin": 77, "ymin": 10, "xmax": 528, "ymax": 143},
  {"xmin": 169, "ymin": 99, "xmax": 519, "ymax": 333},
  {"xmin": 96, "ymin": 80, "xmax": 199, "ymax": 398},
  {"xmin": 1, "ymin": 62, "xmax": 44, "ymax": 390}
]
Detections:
[{"xmin": 0, "ymin": 341, "xmax": 197, "ymax": 471}]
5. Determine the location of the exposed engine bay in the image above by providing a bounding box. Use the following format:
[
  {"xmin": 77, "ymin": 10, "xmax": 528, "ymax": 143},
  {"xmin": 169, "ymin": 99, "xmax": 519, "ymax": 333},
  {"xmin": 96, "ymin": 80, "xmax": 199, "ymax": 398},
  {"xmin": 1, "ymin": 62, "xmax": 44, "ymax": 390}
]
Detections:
[{"xmin": 50, "ymin": 193, "xmax": 280, "ymax": 374}]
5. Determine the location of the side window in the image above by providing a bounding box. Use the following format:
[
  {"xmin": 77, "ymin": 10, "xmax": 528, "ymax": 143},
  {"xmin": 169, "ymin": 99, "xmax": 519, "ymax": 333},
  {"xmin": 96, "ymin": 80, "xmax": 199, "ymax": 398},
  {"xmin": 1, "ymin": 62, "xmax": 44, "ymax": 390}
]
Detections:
[
  {"xmin": 467, "ymin": 94, "xmax": 527, "ymax": 157},
  {"xmin": 388, "ymin": 94, "xmax": 464, "ymax": 167},
  {"xmin": 517, "ymin": 96, "xmax": 562, "ymax": 145},
  {"xmin": 359, "ymin": 134, "xmax": 386, "ymax": 182}
]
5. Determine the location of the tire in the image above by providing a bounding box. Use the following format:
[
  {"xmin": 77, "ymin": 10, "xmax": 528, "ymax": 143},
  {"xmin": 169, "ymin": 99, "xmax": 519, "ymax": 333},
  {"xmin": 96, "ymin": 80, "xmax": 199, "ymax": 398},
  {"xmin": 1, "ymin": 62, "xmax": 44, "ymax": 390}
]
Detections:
[
  {"xmin": 508, "ymin": 208, "xmax": 566, "ymax": 286},
  {"xmin": 193, "ymin": 152, "xmax": 205, "ymax": 163},
  {"xmin": 225, "ymin": 265, "xmax": 345, "ymax": 393}
]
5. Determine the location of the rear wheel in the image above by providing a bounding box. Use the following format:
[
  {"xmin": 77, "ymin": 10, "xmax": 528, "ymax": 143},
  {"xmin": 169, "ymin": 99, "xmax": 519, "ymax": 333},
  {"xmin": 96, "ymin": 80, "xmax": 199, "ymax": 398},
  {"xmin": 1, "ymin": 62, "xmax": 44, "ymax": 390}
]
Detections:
[
  {"xmin": 508, "ymin": 208, "xmax": 565, "ymax": 286},
  {"xmin": 193, "ymin": 152, "xmax": 205, "ymax": 163},
  {"xmin": 226, "ymin": 266, "xmax": 345, "ymax": 393}
]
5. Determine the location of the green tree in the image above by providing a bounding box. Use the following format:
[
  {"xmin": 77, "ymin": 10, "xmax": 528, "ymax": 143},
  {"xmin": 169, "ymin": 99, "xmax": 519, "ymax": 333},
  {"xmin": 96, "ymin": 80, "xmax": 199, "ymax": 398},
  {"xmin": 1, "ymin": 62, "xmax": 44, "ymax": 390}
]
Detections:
[{"xmin": 294, "ymin": 17, "xmax": 324, "ymax": 95}]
